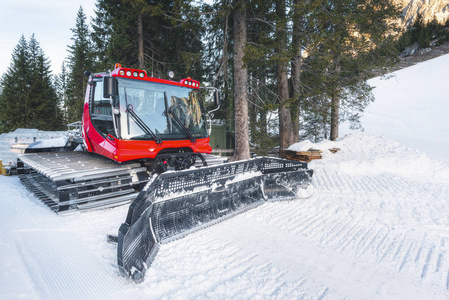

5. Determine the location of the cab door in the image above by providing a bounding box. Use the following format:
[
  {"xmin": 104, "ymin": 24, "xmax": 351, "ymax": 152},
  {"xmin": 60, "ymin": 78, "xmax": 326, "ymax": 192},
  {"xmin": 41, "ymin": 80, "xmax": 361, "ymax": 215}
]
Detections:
[{"xmin": 84, "ymin": 79, "xmax": 118, "ymax": 160}]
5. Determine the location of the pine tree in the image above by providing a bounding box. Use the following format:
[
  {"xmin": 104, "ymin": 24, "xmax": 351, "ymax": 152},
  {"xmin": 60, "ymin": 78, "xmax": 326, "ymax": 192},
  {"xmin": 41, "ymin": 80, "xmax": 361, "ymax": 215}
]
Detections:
[
  {"xmin": 275, "ymin": 0, "xmax": 294, "ymax": 151},
  {"xmin": 0, "ymin": 35, "xmax": 63, "ymax": 133},
  {"xmin": 244, "ymin": 1, "xmax": 279, "ymax": 151},
  {"xmin": 28, "ymin": 34, "xmax": 64, "ymax": 130},
  {"xmin": 55, "ymin": 61, "xmax": 69, "ymax": 123},
  {"xmin": 202, "ymin": 0, "xmax": 234, "ymax": 128},
  {"xmin": 289, "ymin": 0, "xmax": 308, "ymax": 143},
  {"xmin": 0, "ymin": 36, "xmax": 30, "ymax": 132},
  {"xmin": 91, "ymin": 0, "xmax": 110, "ymax": 70},
  {"xmin": 66, "ymin": 6, "xmax": 93, "ymax": 124},
  {"xmin": 92, "ymin": 0, "xmax": 205, "ymax": 79},
  {"xmin": 301, "ymin": 0, "xmax": 400, "ymax": 141}
]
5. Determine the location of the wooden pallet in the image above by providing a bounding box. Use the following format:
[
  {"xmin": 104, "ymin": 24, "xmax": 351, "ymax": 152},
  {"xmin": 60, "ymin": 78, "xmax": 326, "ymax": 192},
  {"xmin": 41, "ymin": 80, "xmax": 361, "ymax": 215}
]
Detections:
[{"xmin": 283, "ymin": 149, "xmax": 323, "ymax": 162}]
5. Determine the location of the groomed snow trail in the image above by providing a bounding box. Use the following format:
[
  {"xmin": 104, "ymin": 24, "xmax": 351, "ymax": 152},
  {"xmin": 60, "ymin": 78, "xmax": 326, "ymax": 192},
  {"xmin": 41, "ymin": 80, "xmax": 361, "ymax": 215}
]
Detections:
[
  {"xmin": 0, "ymin": 176, "xmax": 138, "ymax": 300},
  {"xmin": 14, "ymin": 231, "xmax": 131, "ymax": 300},
  {"xmin": 139, "ymin": 134, "xmax": 449, "ymax": 299}
]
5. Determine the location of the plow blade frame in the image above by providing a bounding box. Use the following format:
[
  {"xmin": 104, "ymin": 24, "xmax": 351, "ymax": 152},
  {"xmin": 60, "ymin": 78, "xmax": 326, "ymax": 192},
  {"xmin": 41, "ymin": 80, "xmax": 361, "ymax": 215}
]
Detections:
[{"xmin": 117, "ymin": 157, "xmax": 313, "ymax": 282}]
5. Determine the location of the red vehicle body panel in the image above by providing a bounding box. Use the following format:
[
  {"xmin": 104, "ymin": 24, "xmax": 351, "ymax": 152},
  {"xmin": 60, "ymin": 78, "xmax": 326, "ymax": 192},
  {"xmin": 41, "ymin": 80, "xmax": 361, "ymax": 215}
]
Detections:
[{"xmin": 82, "ymin": 67, "xmax": 212, "ymax": 163}]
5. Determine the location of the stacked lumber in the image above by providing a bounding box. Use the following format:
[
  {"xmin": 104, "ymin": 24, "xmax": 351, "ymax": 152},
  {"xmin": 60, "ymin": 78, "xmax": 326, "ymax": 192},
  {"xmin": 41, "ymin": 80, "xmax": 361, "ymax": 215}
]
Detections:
[{"xmin": 283, "ymin": 149, "xmax": 323, "ymax": 162}]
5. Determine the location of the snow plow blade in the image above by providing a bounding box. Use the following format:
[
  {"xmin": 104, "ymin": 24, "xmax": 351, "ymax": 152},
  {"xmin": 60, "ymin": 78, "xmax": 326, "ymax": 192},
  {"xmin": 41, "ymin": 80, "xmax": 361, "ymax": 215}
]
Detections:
[{"xmin": 117, "ymin": 157, "xmax": 313, "ymax": 282}]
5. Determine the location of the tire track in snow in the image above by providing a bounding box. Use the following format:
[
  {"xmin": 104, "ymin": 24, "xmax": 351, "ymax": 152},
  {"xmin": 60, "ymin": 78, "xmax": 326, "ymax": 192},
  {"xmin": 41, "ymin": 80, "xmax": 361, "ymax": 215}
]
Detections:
[
  {"xmin": 447, "ymin": 270, "xmax": 449, "ymax": 290},
  {"xmin": 356, "ymin": 227, "xmax": 383, "ymax": 258},
  {"xmin": 140, "ymin": 154, "xmax": 449, "ymax": 298},
  {"xmin": 392, "ymin": 234, "xmax": 408, "ymax": 262},
  {"xmin": 377, "ymin": 234, "xmax": 401, "ymax": 264},
  {"xmin": 421, "ymin": 245, "xmax": 435, "ymax": 280},
  {"xmin": 399, "ymin": 241, "xmax": 414, "ymax": 271},
  {"xmin": 318, "ymin": 214, "xmax": 350, "ymax": 245},
  {"xmin": 14, "ymin": 230, "xmax": 135, "ymax": 300},
  {"xmin": 335, "ymin": 220, "xmax": 361, "ymax": 251},
  {"xmin": 305, "ymin": 166, "xmax": 449, "ymax": 290},
  {"xmin": 340, "ymin": 226, "xmax": 369, "ymax": 253}
]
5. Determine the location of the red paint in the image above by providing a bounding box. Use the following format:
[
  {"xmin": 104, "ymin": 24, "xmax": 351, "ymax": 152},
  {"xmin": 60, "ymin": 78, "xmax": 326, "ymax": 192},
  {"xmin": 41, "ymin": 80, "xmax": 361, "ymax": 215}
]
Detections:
[{"xmin": 82, "ymin": 66, "xmax": 212, "ymax": 163}]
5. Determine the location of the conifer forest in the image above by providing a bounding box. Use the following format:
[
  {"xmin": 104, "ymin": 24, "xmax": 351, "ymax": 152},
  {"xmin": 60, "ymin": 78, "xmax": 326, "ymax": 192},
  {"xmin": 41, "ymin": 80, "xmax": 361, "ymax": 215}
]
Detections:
[{"xmin": 1, "ymin": 0, "xmax": 448, "ymax": 157}]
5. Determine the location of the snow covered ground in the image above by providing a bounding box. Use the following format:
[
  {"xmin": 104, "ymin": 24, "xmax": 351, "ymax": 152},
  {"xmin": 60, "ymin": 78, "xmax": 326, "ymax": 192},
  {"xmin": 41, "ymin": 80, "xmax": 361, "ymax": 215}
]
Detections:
[{"xmin": 1, "ymin": 55, "xmax": 449, "ymax": 299}]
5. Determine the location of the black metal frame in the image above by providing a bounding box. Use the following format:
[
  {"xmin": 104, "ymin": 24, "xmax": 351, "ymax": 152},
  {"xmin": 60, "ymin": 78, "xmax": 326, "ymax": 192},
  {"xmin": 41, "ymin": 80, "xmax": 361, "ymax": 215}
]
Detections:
[{"xmin": 117, "ymin": 157, "xmax": 313, "ymax": 282}]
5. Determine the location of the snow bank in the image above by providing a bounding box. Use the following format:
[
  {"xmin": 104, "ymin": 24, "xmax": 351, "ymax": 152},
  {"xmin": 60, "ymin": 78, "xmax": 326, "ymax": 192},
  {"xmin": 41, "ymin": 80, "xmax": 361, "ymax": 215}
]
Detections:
[{"xmin": 292, "ymin": 134, "xmax": 449, "ymax": 182}]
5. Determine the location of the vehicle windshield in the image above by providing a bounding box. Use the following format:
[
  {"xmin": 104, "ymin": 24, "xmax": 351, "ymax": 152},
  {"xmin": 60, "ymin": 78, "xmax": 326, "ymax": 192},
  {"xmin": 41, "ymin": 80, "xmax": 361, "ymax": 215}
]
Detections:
[{"xmin": 116, "ymin": 78, "xmax": 207, "ymax": 140}]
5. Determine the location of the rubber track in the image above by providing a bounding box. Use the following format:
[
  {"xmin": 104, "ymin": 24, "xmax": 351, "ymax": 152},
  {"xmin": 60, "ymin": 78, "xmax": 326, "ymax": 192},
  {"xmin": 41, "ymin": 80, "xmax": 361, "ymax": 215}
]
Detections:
[{"xmin": 18, "ymin": 152, "xmax": 148, "ymax": 213}]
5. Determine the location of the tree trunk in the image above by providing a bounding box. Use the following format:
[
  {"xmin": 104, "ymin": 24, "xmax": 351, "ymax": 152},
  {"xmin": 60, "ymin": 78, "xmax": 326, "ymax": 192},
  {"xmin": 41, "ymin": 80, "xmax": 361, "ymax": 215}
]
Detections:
[
  {"xmin": 249, "ymin": 72, "xmax": 257, "ymax": 143},
  {"xmin": 137, "ymin": 14, "xmax": 144, "ymax": 69},
  {"xmin": 276, "ymin": 0, "xmax": 294, "ymax": 152},
  {"xmin": 290, "ymin": 0, "xmax": 303, "ymax": 143},
  {"xmin": 330, "ymin": 92, "xmax": 340, "ymax": 141},
  {"xmin": 259, "ymin": 76, "xmax": 268, "ymax": 142},
  {"xmin": 278, "ymin": 66, "xmax": 294, "ymax": 151},
  {"xmin": 231, "ymin": 0, "xmax": 250, "ymax": 161}
]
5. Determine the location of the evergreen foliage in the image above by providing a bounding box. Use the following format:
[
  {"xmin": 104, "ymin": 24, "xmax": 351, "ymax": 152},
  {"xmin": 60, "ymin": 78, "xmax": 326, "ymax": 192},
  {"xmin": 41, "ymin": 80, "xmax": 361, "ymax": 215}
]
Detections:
[
  {"xmin": 201, "ymin": 0, "xmax": 234, "ymax": 126},
  {"xmin": 237, "ymin": 0, "xmax": 400, "ymax": 143},
  {"xmin": 0, "ymin": 35, "xmax": 63, "ymax": 133},
  {"xmin": 298, "ymin": 0, "xmax": 400, "ymax": 141},
  {"xmin": 398, "ymin": 14, "xmax": 449, "ymax": 52},
  {"xmin": 65, "ymin": 6, "xmax": 93, "ymax": 124},
  {"xmin": 91, "ymin": 0, "xmax": 205, "ymax": 80},
  {"xmin": 90, "ymin": 2, "xmax": 111, "ymax": 71},
  {"xmin": 55, "ymin": 62, "xmax": 69, "ymax": 123}
]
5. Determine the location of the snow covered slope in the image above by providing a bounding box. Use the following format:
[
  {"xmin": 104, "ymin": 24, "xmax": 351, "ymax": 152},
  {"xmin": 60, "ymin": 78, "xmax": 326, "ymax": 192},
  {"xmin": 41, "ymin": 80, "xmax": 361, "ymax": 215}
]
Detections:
[
  {"xmin": 341, "ymin": 53, "xmax": 449, "ymax": 164},
  {"xmin": 1, "ymin": 54, "xmax": 449, "ymax": 299}
]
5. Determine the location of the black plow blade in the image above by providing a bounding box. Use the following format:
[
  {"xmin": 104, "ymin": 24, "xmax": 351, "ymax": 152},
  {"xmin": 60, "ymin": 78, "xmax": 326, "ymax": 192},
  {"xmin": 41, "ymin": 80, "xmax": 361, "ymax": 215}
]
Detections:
[{"xmin": 117, "ymin": 157, "xmax": 313, "ymax": 282}]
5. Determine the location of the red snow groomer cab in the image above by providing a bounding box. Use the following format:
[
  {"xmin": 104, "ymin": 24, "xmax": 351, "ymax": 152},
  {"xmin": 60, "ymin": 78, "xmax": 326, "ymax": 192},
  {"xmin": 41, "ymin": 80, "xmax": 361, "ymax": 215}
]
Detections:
[{"xmin": 82, "ymin": 63, "xmax": 217, "ymax": 171}]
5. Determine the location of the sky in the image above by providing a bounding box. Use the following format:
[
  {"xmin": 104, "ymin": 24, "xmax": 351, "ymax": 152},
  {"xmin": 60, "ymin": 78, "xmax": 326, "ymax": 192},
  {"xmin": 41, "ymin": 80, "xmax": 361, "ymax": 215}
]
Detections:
[{"xmin": 0, "ymin": 0, "xmax": 97, "ymax": 77}]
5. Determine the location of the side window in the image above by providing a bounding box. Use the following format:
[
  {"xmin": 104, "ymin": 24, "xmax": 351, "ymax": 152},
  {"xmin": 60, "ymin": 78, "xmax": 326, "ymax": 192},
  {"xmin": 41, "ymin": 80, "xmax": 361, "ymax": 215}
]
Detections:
[{"xmin": 92, "ymin": 80, "xmax": 112, "ymax": 116}]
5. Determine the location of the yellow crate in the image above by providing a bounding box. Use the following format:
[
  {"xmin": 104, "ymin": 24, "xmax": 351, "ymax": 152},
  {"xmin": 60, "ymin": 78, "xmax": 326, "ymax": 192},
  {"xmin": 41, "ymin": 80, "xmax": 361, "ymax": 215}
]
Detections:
[{"xmin": 1, "ymin": 160, "xmax": 10, "ymax": 176}]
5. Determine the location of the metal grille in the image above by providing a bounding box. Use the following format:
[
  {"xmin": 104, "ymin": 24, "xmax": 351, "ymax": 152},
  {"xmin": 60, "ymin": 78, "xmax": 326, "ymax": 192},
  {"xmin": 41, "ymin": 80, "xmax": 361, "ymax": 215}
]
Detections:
[
  {"xmin": 18, "ymin": 151, "xmax": 149, "ymax": 213},
  {"xmin": 117, "ymin": 156, "xmax": 313, "ymax": 282}
]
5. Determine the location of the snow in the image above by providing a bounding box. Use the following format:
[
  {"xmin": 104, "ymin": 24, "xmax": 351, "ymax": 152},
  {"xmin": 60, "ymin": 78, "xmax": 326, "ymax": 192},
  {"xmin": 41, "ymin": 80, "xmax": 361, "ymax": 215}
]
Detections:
[
  {"xmin": 27, "ymin": 136, "xmax": 68, "ymax": 148},
  {"xmin": 1, "ymin": 55, "xmax": 449, "ymax": 299},
  {"xmin": 0, "ymin": 129, "xmax": 68, "ymax": 165},
  {"xmin": 340, "ymin": 53, "xmax": 449, "ymax": 164}
]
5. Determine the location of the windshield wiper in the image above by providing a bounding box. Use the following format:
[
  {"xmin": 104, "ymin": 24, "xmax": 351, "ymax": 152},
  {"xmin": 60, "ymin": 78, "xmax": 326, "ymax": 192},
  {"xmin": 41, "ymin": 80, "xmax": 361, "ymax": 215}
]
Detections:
[
  {"xmin": 126, "ymin": 104, "xmax": 162, "ymax": 144},
  {"xmin": 164, "ymin": 92, "xmax": 196, "ymax": 144}
]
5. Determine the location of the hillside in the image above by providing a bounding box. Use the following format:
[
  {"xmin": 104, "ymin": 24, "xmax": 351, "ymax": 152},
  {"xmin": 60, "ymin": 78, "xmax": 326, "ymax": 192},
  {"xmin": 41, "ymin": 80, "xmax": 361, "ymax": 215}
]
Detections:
[
  {"xmin": 341, "ymin": 53, "xmax": 449, "ymax": 164},
  {"xmin": 394, "ymin": 0, "xmax": 449, "ymax": 27}
]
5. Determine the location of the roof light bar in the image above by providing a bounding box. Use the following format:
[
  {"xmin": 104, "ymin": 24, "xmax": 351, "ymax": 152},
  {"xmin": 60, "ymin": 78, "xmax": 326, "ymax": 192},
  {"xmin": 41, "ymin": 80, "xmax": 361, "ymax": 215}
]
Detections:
[{"xmin": 113, "ymin": 64, "xmax": 200, "ymax": 88}]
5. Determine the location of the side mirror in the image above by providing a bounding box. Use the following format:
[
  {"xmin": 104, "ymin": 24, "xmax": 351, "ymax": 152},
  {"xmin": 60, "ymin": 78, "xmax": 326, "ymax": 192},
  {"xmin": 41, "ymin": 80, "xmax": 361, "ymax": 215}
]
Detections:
[
  {"xmin": 213, "ymin": 91, "xmax": 221, "ymax": 107},
  {"xmin": 103, "ymin": 76, "xmax": 117, "ymax": 99}
]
